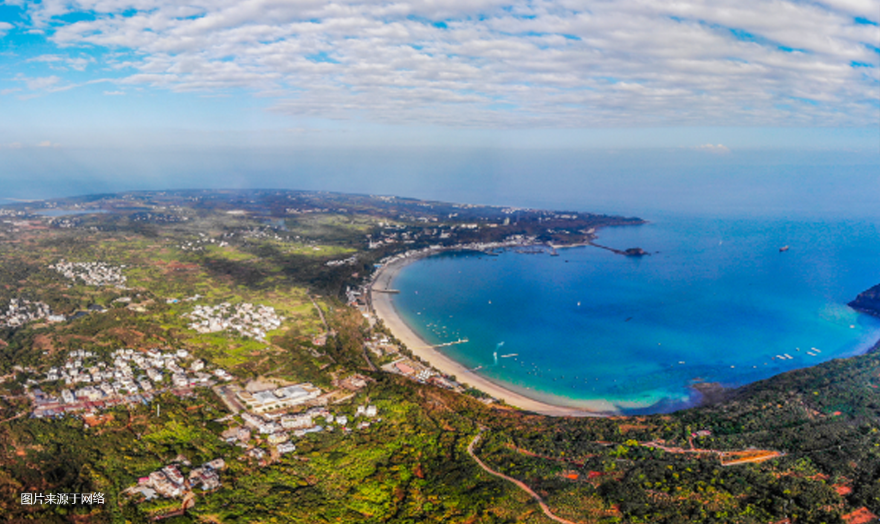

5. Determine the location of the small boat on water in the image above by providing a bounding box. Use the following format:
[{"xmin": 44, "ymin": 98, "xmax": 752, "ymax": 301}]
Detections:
[
  {"xmin": 500, "ymin": 353, "xmax": 518, "ymax": 358},
  {"xmin": 779, "ymin": 246, "xmax": 790, "ymax": 252}
]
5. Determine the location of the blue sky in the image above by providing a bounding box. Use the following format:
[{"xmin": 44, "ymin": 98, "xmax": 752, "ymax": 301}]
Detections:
[{"xmin": 0, "ymin": 0, "xmax": 878, "ymax": 198}]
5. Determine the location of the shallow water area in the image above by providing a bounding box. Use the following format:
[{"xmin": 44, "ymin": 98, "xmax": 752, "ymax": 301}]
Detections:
[{"xmin": 391, "ymin": 215, "xmax": 880, "ymax": 414}]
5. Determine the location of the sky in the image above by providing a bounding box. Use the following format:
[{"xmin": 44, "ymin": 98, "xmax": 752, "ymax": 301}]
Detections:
[{"xmin": 0, "ymin": 0, "xmax": 878, "ymax": 207}]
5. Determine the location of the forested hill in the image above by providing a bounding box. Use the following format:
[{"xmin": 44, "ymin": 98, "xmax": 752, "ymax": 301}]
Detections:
[{"xmin": 850, "ymin": 283, "xmax": 880, "ymax": 318}]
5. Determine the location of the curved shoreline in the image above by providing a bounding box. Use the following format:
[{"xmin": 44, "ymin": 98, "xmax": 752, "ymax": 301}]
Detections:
[{"xmin": 370, "ymin": 250, "xmax": 609, "ymax": 417}]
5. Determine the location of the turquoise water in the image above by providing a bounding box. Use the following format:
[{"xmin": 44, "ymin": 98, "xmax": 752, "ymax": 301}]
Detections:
[{"xmin": 391, "ymin": 216, "xmax": 880, "ymax": 413}]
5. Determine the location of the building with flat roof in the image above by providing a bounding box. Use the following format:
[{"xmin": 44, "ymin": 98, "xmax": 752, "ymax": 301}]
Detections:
[{"xmin": 236, "ymin": 383, "xmax": 321, "ymax": 413}]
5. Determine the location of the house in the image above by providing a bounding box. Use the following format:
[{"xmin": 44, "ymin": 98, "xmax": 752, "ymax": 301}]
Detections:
[
  {"xmin": 277, "ymin": 442, "xmax": 296, "ymax": 454},
  {"xmin": 293, "ymin": 425, "xmax": 324, "ymax": 437},
  {"xmin": 281, "ymin": 414, "xmax": 313, "ymax": 429},
  {"xmin": 162, "ymin": 465, "xmax": 185, "ymax": 486},
  {"xmin": 205, "ymin": 458, "xmax": 226, "ymax": 470},
  {"xmin": 61, "ymin": 389, "xmax": 75, "ymax": 404},
  {"xmin": 267, "ymin": 433, "xmax": 289, "ymax": 444}
]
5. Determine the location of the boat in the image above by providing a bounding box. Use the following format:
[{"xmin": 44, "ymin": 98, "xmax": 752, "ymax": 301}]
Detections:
[
  {"xmin": 500, "ymin": 353, "xmax": 518, "ymax": 358},
  {"xmin": 779, "ymin": 246, "xmax": 790, "ymax": 252}
]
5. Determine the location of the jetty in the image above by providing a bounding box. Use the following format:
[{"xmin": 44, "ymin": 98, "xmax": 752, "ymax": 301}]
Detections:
[
  {"xmin": 434, "ymin": 338, "xmax": 469, "ymax": 348},
  {"xmin": 589, "ymin": 242, "xmax": 649, "ymax": 257},
  {"xmin": 372, "ymin": 288, "xmax": 400, "ymax": 294}
]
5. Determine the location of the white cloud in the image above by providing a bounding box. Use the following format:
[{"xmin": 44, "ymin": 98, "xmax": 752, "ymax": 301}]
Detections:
[
  {"xmin": 9, "ymin": 0, "xmax": 880, "ymax": 127},
  {"xmin": 103, "ymin": 90, "xmax": 125, "ymax": 95},
  {"xmin": 694, "ymin": 144, "xmax": 731, "ymax": 154},
  {"xmin": 16, "ymin": 74, "xmax": 61, "ymax": 90},
  {"xmin": 0, "ymin": 22, "xmax": 13, "ymax": 38},
  {"xmin": 27, "ymin": 54, "xmax": 92, "ymax": 71}
]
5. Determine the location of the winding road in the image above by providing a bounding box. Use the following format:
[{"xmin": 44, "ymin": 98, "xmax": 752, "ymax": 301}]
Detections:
[{"xmin": 467, "ymin": 429, "xmax": 580, "ymax": 524}]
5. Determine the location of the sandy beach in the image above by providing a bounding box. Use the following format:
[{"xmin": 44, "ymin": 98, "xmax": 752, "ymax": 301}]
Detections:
[{"xmin": 371, "ymin": 253, "xmax": 612, "ymax": 417}]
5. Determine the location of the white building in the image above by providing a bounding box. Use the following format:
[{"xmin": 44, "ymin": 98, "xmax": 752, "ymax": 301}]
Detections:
[
  {"xmin": 236, "ymin": 383, "xmax": 321, "ymax": 413},
  {"xmin": 277, "ymin": 442, "xmax": 296, "ymax": 454}
]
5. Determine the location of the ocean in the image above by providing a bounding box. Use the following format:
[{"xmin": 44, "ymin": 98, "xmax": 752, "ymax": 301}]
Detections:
[{"xmin": 391, "ymin": 215, "xmax": 880, "ymax": 413}]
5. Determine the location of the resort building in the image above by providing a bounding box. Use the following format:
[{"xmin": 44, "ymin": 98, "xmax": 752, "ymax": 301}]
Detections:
[{"xmin": 235, "ymin": 383, "xmax": 321, "ymax": 413}]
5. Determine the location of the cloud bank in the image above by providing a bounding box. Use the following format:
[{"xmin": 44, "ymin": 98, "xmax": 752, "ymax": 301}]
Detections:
[{"xmin": 7, "ymin": 0, "xmax": 880, "ymax": 128}]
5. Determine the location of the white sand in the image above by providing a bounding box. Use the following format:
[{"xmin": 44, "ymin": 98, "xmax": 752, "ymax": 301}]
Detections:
[{"xmin": 371, "ymin": 255, "xmax": 611, "ymax": 417}]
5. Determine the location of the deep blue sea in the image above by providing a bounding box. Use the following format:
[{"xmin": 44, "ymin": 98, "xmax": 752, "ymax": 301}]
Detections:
[{"xmin": 391, "ymin": 215, "xmax": 880, "ymax": 413}]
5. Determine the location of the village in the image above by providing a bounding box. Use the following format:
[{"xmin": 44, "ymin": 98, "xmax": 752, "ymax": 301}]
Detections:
[
  {"xmin": 28, "ymin": 348, "xmax": 234, "ymax": 419},
  {"xmin": 0, "ymin": 298, "xmax": 57, "ymax": 328},
  {"xmin": 185, "ymin": 302, "xmax": 282, "ymax": 342},
  {"xmin": 50, "ymin": 260, "xmax": 128, "ymax": 288}
]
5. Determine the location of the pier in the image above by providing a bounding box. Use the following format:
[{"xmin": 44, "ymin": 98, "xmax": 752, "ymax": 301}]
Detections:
[{"xmin": 589, "ymin": 242, "xmax": 649, "ymax": 257}]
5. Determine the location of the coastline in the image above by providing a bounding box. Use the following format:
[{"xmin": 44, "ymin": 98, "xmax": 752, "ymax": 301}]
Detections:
[{"xmin": 370, "ymin": 251, "xmax": 611, "ymax": 417}]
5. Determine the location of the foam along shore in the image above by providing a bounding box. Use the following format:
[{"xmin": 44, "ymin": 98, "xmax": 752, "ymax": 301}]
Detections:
[{"xmin": 370, "ymin": 252, "xmax": 614, "ymax": 417}]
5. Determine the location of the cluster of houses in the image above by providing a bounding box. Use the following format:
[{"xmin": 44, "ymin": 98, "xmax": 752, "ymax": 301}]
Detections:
[
  {"xmin": 225, "ymin": 403, "xmax": 380, "ymax": 458},
  {"xmin": 372, "ymin": 237, "xmax": 538, "ymax": 267},
  {"xmin": 30, "ymin": 348, "xmax": 233, "ymax": 418},
  {"xmin": 186, "ymin": 302, "xmax": 282, "ymax": 342},
  {"xmin": 326, "ymin": 255, "xmax": 358, "ymax": 267},
  {"xmin": 0, "ymin": 298, "xmax": 55, "ymax": 328},
  {"xmin": 381, "ymin": 357, "xmax": 461, "ymax": 391},
  {"xmin": 50, "ymin": 260, "xmax": 128, "ymax": 287},
  {"xmin": 177, "ymin": 232, "xmax": 228, "ymax": 251},
  {"xmin": 128, "ymin": 458, "xmax": 226, "ymax": 500}
]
